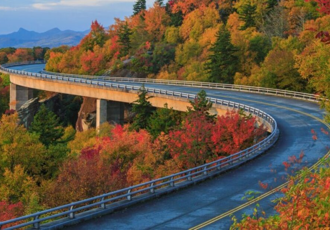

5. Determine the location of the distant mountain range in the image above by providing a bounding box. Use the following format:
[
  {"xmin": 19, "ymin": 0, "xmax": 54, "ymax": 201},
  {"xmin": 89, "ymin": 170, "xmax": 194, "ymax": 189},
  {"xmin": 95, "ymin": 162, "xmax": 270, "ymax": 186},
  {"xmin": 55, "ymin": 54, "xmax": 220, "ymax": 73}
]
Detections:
[{"xmin": 0, "ymin": 28, "xmax": 89, "ymax": 48}]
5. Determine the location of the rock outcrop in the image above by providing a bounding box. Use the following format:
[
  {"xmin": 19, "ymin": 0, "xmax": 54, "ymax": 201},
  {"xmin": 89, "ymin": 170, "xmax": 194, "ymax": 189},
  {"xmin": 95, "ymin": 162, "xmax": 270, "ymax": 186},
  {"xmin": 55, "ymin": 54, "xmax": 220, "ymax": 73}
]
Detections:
[
  {"xmin": 76, "ymin": 97, "xmax": 96, "ymax": 132},
  {"xmin": 17, "ymin": 97, "xmax": 39, "ymax": 128}
]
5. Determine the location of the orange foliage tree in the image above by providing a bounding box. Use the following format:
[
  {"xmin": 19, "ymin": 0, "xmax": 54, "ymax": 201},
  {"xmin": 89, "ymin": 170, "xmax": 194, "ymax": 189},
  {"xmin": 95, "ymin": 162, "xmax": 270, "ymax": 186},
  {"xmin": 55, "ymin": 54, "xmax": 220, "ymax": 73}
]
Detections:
[
  {"xmin": 232, "ymin": 160, "xmax": 330, "ymax": 229},
  {"xmin": 144, "ymin": 3, "xmax": 171, "ymax": 41},
  {"xmin": 43, "ymin": 144, "xmax": 127, "ymax": 207},
  {"xmin": 168, "ymin": 110, "xmax": 266, "ymax": 170},
  {"xmin": 211, "ymin": 111, "xmax": 265, "ymax": 156},
  {"xmin": 7, "ymin": 49, "xmax": 34, "ymax": 63},
  {"xmin": 168, "ymin": 111, "xmax": 214, "ymax": 169},
  {"xmin": 0, "ymin": 201, "xmax": 24, "ymax": 228}
]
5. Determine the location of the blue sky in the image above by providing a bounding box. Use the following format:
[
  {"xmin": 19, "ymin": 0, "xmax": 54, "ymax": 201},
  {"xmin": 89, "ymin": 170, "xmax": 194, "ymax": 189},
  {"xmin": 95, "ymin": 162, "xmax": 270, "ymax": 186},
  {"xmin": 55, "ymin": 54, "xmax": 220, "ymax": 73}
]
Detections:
[{"xmin": 0, "ymin": 0, "xmax": 157, "ymax": 34}]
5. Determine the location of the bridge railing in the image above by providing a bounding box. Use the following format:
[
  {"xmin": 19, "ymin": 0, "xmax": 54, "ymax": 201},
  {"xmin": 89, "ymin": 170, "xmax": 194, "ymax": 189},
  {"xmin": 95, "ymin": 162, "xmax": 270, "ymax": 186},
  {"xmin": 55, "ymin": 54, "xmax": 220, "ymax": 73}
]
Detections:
[
  {"xmin": 1, "ymin": 60, "xmax": 46, "ymax": 68},
  {"xmin": 0, "ymin": 64, "xmax": 279, "ymax": 230},
  {"xmin": 37, "ymin": 70, "xmax": 319, "ymax": 102},
  {"xmin": 0, "ymin": 62, "xmax": 320, "ymax": 103}
]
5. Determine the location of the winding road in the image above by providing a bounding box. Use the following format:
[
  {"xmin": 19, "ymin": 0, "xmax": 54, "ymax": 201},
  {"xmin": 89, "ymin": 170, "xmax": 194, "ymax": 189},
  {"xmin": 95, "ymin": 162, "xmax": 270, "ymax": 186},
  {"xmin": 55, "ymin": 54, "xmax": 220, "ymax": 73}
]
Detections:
[{"xmin": 7, "ymin": 65, "xmax": 330, "ymax": 229}]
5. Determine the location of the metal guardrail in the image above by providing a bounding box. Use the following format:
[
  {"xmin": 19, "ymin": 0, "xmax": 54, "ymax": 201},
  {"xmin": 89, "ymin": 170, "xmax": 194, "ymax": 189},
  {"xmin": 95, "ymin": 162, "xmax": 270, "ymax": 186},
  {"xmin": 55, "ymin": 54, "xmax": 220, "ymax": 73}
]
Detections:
[
  {"xmin": 0, "ymin": 63, "xmax": 280, "ymax": 229},
  {"xmin": 38, "ymin": 69, "xmax": 320, "ymax": 102},
  {"xmin": 1, "ymin": 60, "xmax": 46, "ymax": 68},
  {"xmin": 1, "ymin": 61, "xmax": 320, "ymax": 103}
]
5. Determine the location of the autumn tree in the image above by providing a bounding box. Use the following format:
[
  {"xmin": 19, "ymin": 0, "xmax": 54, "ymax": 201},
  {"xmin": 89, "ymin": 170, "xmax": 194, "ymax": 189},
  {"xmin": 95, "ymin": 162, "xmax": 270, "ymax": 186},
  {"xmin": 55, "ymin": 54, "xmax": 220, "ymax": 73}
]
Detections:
[
  {"xmin": 179, "ymin": 7, "xmax": 220, "ymax": 41},
  {"xmin": 312, "ymin": 0, "xmax": 330, "ymax": 15},
  {"xmin": 205, "ymin": 26, "xmax": 238, "ymax": 83},
  {"xmin": 0, "ymin": 47, "xmax": 16, "ymax": 55},
  {"xmin": 263, "ymin": 48, "xmax": 305, "ymax": 91},
  {"xmin": 44, "ymin": 45, "xmax": 70, "ymax": 61},
  {"xmin": 0, "ymin": 113, "xmax": 48, "ymax": 184},
  {"xmin": 0, "ymin": 73, "xmax": 10, "ymax": 116},
  {"xmin": 80, "ymin": 50, "xmax": 106, "ymax": 75},
  {"xmin": 170, "ymin": 0, "xmax": 214, "ymax": 16},
  {"xmin": 129, "ymin": 43, "xmax": 153, "ymax": 75},
  {"xmin": 106, "ymin": 126, "xmax": 154, "ymax": 185},
  {"xmin": 261, "ymin": 5, "xmax": 289, "ymax": 39},
  {"xmin": 165, "ymin": 1, "xmax": 183, "ymax": 27},
  {"xmin": 80, "ymin": 21, "xmax": 107, "ymax": 52},
  {"xmin": 144, "ymin": 3, "xmax": 171, "ymax": 42},
  {"xmin": 167, "ymin": 111, "xmax": 213, "ymax": 170},
  {"xmin": 0, "ymin": 201, "xmax": 24, "ymax": 228},
  {"xmin": 29, "ymin": 104, "xmax": 64, "ymax": 147},
  {"xmin": 232, "ymin": 159, "xmax": 330, "ymax": 229},
  {"xmin": 296, "ymin": 36, "xmax": 330, "ymax": 120},
  {"xmin": 43, "ymin": 144, "xmax": 127, "ymax": 207},
  {"xmin": 0, "ymin": 165, "xmax": 37, "ymax": 205},
  {"xmin": 33, "ymin": 47, "xmax": 48, "ymax": 60},
  {"xmin": 0, "ymin": 52, "xmax": 8, "ymax": 64},
  {"xmin": 211, "ymin": 111, "xmax": 266, "ymax": 156},
  {"xmin": 7, "ymin": 48, "xmax": 34, "ymax": 63}
]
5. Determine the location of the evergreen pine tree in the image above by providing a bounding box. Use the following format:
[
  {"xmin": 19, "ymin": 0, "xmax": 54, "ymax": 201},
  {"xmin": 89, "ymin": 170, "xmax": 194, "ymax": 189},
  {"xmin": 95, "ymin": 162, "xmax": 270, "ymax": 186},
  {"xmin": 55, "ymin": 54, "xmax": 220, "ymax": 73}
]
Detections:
[
  {"xmin": 239, "ymin": 4, "xmax": 257, "ymax": 29},
  {"xmin": 147, "ymin": 104, "xmax": 182, "ymax": 139},
  {"xmin": 155, "ymin": 0, "xmax": 164, "ymax": 6},
  {"xmin": 205, "ymin": 26, "xmax": 238, "ymax": 83},
  {"xmin": 133, "ymin": 0, "xmax": 146, "ymax": 16},
  {"xmin": 118, "ymin": 22, "xmax": 133, "ymax": 57},
  {"xmin": 29, "ymin": 104, "xmax": 64, "ymax": 147},
  {"xmin": 188, "ymin": 90, "xmax": 215, "ymax": 121},
  {"xmin": 130, "ymin": 85, "xmax": 155, "ymax": 131}
]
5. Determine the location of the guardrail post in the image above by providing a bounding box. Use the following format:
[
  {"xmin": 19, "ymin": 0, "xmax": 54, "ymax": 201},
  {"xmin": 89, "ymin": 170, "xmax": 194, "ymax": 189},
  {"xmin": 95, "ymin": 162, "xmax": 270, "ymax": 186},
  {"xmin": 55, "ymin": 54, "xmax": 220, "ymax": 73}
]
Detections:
[
  {"xmin": 170, "ymin": 177, "xmax": 174, "ymax": 187},
  {"xmin": 69, "ymin": 206, "xmax": 75, "ymax": 219},
  {"xmin": 33, "ymin": 215, "xmax": 40, "ymax": 229},
  {"xmin": 100, "ymin": 197, "xmax": 106, "ymax": 209},
  {"xmin": 187, "ymin": 171, "xmax": 192, "ymax": 181},
  {"xmin": 217, "ymin": 162, "xmax": 221, "ymax": 170},
  {"xmin": 203, "ymin": 166, "xmax": 208, "ymax": 175},
  {"xmin": 150, "ymin": 183, "xmax": 155, "ymax": 194},
  {"xmin": 127, "ymin": 189, "xmax": 132, "ymax": 201}
]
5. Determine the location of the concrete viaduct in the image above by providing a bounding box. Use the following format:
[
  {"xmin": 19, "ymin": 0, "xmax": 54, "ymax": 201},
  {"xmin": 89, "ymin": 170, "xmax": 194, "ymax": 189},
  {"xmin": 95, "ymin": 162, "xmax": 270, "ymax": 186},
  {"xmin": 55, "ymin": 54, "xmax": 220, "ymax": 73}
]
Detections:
[{"xmin": 6, "ymin": 69, "xmax": 230, "ymax": 128}]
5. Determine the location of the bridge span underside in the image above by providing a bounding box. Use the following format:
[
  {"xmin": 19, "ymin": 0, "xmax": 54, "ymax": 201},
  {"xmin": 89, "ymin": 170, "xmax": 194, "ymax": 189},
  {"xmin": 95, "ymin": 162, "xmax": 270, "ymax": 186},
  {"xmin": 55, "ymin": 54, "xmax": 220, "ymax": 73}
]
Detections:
[{"xmin": 2, "ymin": 64, "xmax": 329, "ymax": 229}]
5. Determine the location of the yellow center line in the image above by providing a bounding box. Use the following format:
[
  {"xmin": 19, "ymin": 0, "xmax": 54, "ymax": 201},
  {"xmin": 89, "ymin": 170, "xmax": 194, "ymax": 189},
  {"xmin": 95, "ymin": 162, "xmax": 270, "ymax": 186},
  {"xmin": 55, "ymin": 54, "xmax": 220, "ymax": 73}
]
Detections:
[{"xmin": 188, "ymin": 92, "xmax": 330, "ymax": 230}]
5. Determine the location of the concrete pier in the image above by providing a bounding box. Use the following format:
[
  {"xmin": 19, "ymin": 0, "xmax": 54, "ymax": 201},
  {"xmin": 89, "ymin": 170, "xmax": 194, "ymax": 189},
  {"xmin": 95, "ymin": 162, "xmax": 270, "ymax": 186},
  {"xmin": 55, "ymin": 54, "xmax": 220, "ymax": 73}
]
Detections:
[
  {"xmin": 96, "ymin": 99, "xmax": 125, "ymax": 128},
  {"xmin": 10, "ymin": 83, "xmax": 33, "ymax": 110}
]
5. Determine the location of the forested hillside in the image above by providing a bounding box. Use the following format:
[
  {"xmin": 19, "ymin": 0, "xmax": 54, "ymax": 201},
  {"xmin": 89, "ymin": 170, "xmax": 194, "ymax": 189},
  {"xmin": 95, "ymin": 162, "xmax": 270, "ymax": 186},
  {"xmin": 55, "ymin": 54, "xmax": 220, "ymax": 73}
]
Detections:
[
  {"xmin": 0, "ymin": 47, "xmax": 49, "ymax": 64},
  {"xmin": 45, "ymin": 0, "xmax": 330, "ymax": 117}
]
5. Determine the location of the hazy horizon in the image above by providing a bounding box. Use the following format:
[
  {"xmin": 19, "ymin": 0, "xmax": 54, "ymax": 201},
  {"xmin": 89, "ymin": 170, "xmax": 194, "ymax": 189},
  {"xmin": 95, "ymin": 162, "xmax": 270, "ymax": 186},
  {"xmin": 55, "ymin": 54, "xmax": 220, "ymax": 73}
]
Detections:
[{"xmin": 0, "ymin": 0, "xmax": 160, "ymax": 35}]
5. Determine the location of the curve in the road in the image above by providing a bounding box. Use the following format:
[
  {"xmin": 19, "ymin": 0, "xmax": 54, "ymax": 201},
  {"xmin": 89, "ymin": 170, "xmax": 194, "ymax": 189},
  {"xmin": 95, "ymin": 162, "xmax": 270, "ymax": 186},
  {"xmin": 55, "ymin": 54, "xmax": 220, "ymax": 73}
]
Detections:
[
  {"xmin": 65, "ymin": 90, "xmax": 328, "ymax": 230},
  {"xmin": 189, "ymin": 98, "xmax": 330, "ymax": 229},
  {"xmin": 1, "ymin": 64, "xmax": 328, "ymax": 230}
]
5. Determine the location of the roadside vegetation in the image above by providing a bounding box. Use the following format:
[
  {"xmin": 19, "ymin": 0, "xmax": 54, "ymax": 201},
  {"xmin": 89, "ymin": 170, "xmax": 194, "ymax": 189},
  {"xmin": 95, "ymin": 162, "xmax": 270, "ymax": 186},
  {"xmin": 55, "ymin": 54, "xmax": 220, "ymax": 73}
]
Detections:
[{"xmin": 0, "ymin": 90, "xmax": 267, "ymax": 228}]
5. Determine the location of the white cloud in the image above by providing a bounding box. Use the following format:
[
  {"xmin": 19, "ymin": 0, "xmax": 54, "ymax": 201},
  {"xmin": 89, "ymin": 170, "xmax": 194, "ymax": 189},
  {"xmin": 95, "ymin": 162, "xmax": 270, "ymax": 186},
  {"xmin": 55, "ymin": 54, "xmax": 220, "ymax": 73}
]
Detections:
[
  {"xmin": 0, "ymin": 6, "xmax": 12, "ymax": 10},
  {"xmin": 32, "ymin": 0, "xmax": 134, "ymax": 10}
]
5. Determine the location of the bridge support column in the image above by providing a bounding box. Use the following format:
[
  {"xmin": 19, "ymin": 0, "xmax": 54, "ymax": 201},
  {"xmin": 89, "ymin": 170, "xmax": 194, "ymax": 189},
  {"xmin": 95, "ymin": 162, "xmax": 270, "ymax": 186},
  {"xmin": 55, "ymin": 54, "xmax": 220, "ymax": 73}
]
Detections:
[
  {"xmin": 96, "ymin": 99, "xmax": 125, "ymax": 128},
  {"xmin": 10, "ymin": 83, "xmax": 33, "ymax": 110},
  {"xmin": 96, "ymin": 99, "xmax": 108, "ymax": 128}
]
